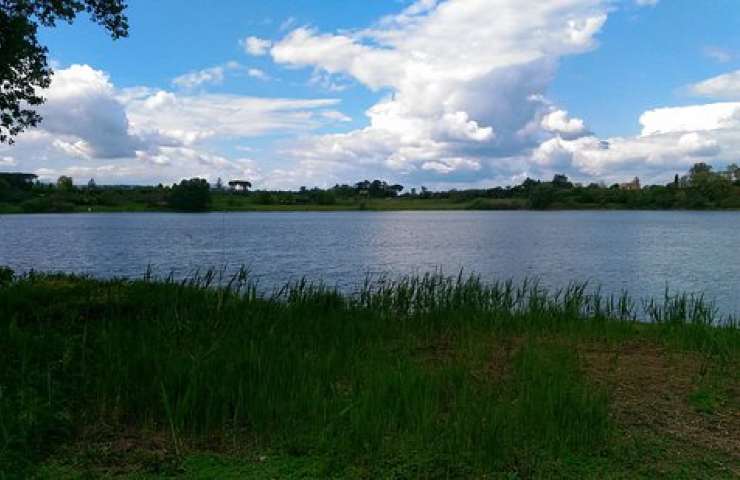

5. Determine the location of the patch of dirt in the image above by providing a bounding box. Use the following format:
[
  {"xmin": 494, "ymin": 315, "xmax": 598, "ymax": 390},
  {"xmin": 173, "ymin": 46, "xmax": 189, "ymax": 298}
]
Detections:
[
  {"xmin": 485, "ymin": 336, "xmax": 525, "ymax": 384},
  {"xmin": 579, "ymin": 341, "xmax": 740, "ymax": 462},
  {"xmin": 415, "ymin": 334, "xmax": 457, "ymax": 366}
]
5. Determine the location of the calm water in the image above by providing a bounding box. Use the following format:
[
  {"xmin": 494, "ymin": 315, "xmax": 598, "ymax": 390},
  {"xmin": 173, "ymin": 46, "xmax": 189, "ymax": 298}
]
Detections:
[{"xmin": 1, "ymin": 211, "xmax": 738, "ymax": 313}]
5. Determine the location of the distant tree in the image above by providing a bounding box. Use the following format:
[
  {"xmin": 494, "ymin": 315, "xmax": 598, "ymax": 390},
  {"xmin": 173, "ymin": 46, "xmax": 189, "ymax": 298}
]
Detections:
[
  {"xmin": 228, "ymin": 180, "xmax": 252, "ymax": 193},
  {"xmin": 674, "ymin": 174, "xmax": 680, "ymax": 187},
  {"xmin": 521, "ymin": 177, "xmax": 540, "ymax": 191},
  {"xmin": 87, "ymin": 178, "xmax": 97, "ymax": 189},
  {"xmin": 691, "ymin": 170, "xmax": 731, "ymax": 203},
  {"xmin": 0, "ymin": 172, "xmax": 37, "ymax": 190},
  {"xmin": 1, "ymin": 1, "xmax": 128, "ymax": 143},
  {"xmin": 316, "ymin": 190, "xmax": 336, "ymax": 205},
  {"xmin": 215, "ymin": 177, "xmax": 223, "ymax": 190},
  {"xmin": 725, "ymin": 163, "xmax": 740, "ymax": 183},
  {"xmin": 169, "ymin": 178, "xmax": 211, "ymax": 211},
  {"xmin": 528, "ymin": 184, "xmax": 555, "ymax": 210},
  {"xmin": 254, "ymin": 191, "xmax": 275, "ymax": 205},
  {"xmin": 56, "ymin": 175, "xmax": 73, "ymax": 191},
  {"xmin": 552, "ymin": 174, "xmax": 572, "ymax": 189},
  {"xmin": 689, "ymin": 163, "xmax": 712, "ymax": 178},
  {"xmin": 0, "ymin": 266, "xmax": 14, "ymax": 287},
  {"xmin": 0, "ymin": 178, "xmax": 10, "ymax": 201}
]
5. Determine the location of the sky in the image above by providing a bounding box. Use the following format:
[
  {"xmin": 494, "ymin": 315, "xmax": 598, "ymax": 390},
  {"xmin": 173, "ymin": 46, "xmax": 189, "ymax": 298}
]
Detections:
[{"xmin": 3, "ymin": 0, "xmax": 740, "ymax": 189}]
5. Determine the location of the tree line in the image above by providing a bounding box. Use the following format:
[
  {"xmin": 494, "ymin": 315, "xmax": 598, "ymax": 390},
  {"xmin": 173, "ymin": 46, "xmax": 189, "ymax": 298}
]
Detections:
[{"xmin": 2, "ymin": 162, "xmax": 740, "ymax": 212}]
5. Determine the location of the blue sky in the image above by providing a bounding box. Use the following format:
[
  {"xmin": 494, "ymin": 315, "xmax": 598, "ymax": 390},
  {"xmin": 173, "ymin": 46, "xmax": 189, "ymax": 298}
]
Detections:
[{"xmin": 4, "ymin": 0, "xmax": 740, "ymax": 188}]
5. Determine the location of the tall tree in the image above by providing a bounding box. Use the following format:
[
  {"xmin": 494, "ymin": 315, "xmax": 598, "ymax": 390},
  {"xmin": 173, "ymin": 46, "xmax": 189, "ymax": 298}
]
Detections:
[
  {"xmin": 169, "ymin": 178, "xmax": 211, "ymax": 212},
  {"xmin": 1, "ymin": 1, "xmax": 129, "ymax": 144}
]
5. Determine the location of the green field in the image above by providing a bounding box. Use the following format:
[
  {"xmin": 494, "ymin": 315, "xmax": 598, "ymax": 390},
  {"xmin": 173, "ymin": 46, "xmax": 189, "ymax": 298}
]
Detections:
[
  {"xmin": 0, "ymin": 196, "xmax": 528, "ymax": 214},
  {"xmin": 1, "ymin": 270, "xmax": 738, "ymax": 478}
]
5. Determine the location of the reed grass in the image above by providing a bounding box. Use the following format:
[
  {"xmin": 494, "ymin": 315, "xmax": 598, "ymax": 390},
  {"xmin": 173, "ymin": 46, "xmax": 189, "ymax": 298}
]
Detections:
[{"xmin": 0, "ymin": 269, "xmax": 737, "ymax": 478}]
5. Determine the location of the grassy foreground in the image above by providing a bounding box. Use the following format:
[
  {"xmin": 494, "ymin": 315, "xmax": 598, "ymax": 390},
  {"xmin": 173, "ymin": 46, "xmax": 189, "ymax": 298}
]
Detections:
[{"xmin": 1, "ymin": 271, "xmax": 738, "ymax": 479}]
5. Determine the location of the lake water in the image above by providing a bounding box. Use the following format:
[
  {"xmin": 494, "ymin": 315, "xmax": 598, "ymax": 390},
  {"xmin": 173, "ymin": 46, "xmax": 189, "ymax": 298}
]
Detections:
[{"xmin": 1, "ymin": 211, "xmax": 738, "ymax": 314}]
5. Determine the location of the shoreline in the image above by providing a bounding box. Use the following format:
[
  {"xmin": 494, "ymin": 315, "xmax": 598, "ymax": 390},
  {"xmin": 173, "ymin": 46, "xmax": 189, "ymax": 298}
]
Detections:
[{"xmin": 3, "ymin": 204, "xmax": 740, "ymax": 214}]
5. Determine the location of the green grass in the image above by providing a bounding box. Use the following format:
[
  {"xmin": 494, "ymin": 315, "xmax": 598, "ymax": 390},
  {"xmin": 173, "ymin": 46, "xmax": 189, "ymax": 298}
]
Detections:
[
  {"xmin": 1, "ymin": 271, "xmax": 738, "ymax": 478},
  {"xmin": 1, "ymin": 196, "xmax": 529, "ymax": 214},
  {"xmin": 208, "ymin": 196, "xmax": 528, "ymax": 212}
]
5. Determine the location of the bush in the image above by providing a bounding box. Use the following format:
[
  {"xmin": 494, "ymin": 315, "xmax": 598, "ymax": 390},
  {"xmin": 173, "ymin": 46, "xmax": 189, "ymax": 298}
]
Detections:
[
  {"xmin": 20, "ymin": 197, "xmax": 75, "ymax": 213},
  {"xmin": 168, "ymin": 178, "xmax": 211, "ymax": 212},
  {"xmin": 528, "ymin": 184, "xmax": 555, "ymax": 210},
  {"xmin": 254, "ymin": 192, "xmax": 276, "ymax": 205},
  {"xmin": 316, "ymin": 191, "xmax": 336, "ymax": 205},
  {"xmin": 0, "ymin": 266, "xmax": 13, "ymax": 287}
]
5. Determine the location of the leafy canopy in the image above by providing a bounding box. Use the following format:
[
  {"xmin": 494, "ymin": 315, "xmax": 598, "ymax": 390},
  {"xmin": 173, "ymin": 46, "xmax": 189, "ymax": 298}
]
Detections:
[
  {"xmin": 169, "ymin": 178, "xmax": 212, "ymax": 212},
  {"xmin": 0, "ymin": 0, "xmax": 128, "ymax": 143}
]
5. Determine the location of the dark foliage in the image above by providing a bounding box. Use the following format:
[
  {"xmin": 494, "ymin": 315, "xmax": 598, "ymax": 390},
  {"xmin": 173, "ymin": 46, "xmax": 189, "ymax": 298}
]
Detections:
[
  {"xmin": 168, "ymin": 178, "xmax": 211, "ymax": 212},
  {"xmin": 2, "ymin": 163, "xmax": 740, "ymax": 212}
]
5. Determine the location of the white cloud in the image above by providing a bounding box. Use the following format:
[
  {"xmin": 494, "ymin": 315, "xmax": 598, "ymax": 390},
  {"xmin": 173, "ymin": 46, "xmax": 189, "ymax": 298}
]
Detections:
[
  {"xmin": 635, "ymin": 0, "xmax": 658, "ymax": 6},
  {"xmin": 529, "ymin": 116, "xmax": 734, "ymax": 184},
  {"xmin": 677, "ymin": 132, "xmax": 720, "ymax": 157},
  {"xmin": 242, "ymin": 36, "xmax": 272, "ymax": 56},
  {"xmin": 172, "ymin": 66, "xmax": 226, "ymax": 89},
  {"xmin": 247, "ymin": 68, "xmax": 270, "ymax": 81},
  {"xmin": 0, "ymin": 64, "xmax": 342, "ymax": 185},
  {"xmin": 321, "ymin": 110, "xmax": 352, "ymax": 122},
  {"xmin": 541, "ymin": 109, "xmax": 588, "ymax": 137},
  {"xmin": 125, "ymin": 90, "xmax": 340, "ymax": 145},
  {"xmin": 7, "ymin": 2, "xmax": 740, "ymax": 190},
  {"xmin": 421, "ymin": 157, "xmax": 481, "ymax": 175},
  {"xmin": 688, "ymin": 70, "xmax": 740, "ymax": 100},
  {"xmin": 269, "ymin": 0, "xmax": 608, "ymax": 181},
  {"xmin": 639, "ymin": 103, "xmax": 740, "ymax": 135},
  {"xmin": 173, "ymin": 62, "xmax": 269, "ymax": 88},
  {"xmin": 37, "ymin": 64, "xmax": 141, "ymax": 159}
]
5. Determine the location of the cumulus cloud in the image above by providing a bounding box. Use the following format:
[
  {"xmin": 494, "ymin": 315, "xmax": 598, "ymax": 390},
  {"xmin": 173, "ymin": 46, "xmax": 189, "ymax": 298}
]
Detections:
[
  {"xmin": 639, "ymin": 103, "xmax": 740, "ymax": 135},
  {"xmin": 529, "ymin": 117, "xmax": 735, "ymax": 185},
  {"xmin": 688, "ymin": 70, "xmax": 740, "ymax": 100},
  {"xmin": 242, "ymin": 36, "xmax": 272, "ymax": 56},
  {"xmin": 7, "ymin": 2, "xmax": 740, "ymax": 189},
  {"xmin": 268, "ymin": 0, "xmax": 607, "ymax": 182},
  {"xmin": 541, "ymin": 110, "xmax": 588, "ymax": 138},
  {"xmin": 35, "ymin": 64, "xmax": 142, "ymax": 159},
  {"xmin": 0, "ymin": 64, "xmax": 345, "ymax": 185}
]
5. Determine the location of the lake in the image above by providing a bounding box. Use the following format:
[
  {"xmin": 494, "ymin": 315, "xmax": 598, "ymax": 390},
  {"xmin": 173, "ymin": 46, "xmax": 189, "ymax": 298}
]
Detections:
[{"xmin": 1, "ymin": 211, "xmax": 738, "ymax": 314}]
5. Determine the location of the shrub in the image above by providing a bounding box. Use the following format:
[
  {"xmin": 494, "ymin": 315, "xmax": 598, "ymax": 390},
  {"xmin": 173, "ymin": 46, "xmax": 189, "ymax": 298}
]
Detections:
[
  {"xmin": 0, "ymin": 266, "xmax": 13, "ymax": 287},
  {"xmin": 168, "ymin": 178, "xmax": 211, "ymax": 212}
]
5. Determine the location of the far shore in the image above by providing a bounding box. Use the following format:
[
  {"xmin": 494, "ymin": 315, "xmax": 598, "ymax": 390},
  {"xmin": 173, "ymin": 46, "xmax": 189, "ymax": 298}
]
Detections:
[{"xmin": 3, "ymin": 202, "xmax": 740, "ymax": 214}]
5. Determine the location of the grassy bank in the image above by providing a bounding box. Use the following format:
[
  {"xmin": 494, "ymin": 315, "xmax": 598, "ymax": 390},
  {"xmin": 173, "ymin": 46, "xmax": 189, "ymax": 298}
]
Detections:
[
  {"xmin": 1, "ymin": 271, "xmax": 738, "ymax": 478},
  {"xmin": 0, "ymin": 196, "xmax": 529, "ymax": 214}
]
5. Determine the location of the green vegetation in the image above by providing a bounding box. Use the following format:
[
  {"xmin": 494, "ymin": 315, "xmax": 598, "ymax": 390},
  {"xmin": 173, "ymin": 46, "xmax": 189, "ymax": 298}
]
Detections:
[
  {"xmin": 169, "ymin": 178, "xmax": 212, "ymax": 212},
  {"xmin": 1, "ymin": 269, "xmax": 738, "ymax": 478},
  {"xmin": 2, "ymin": 162, "xmax": 740, "ymax": 214}
]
